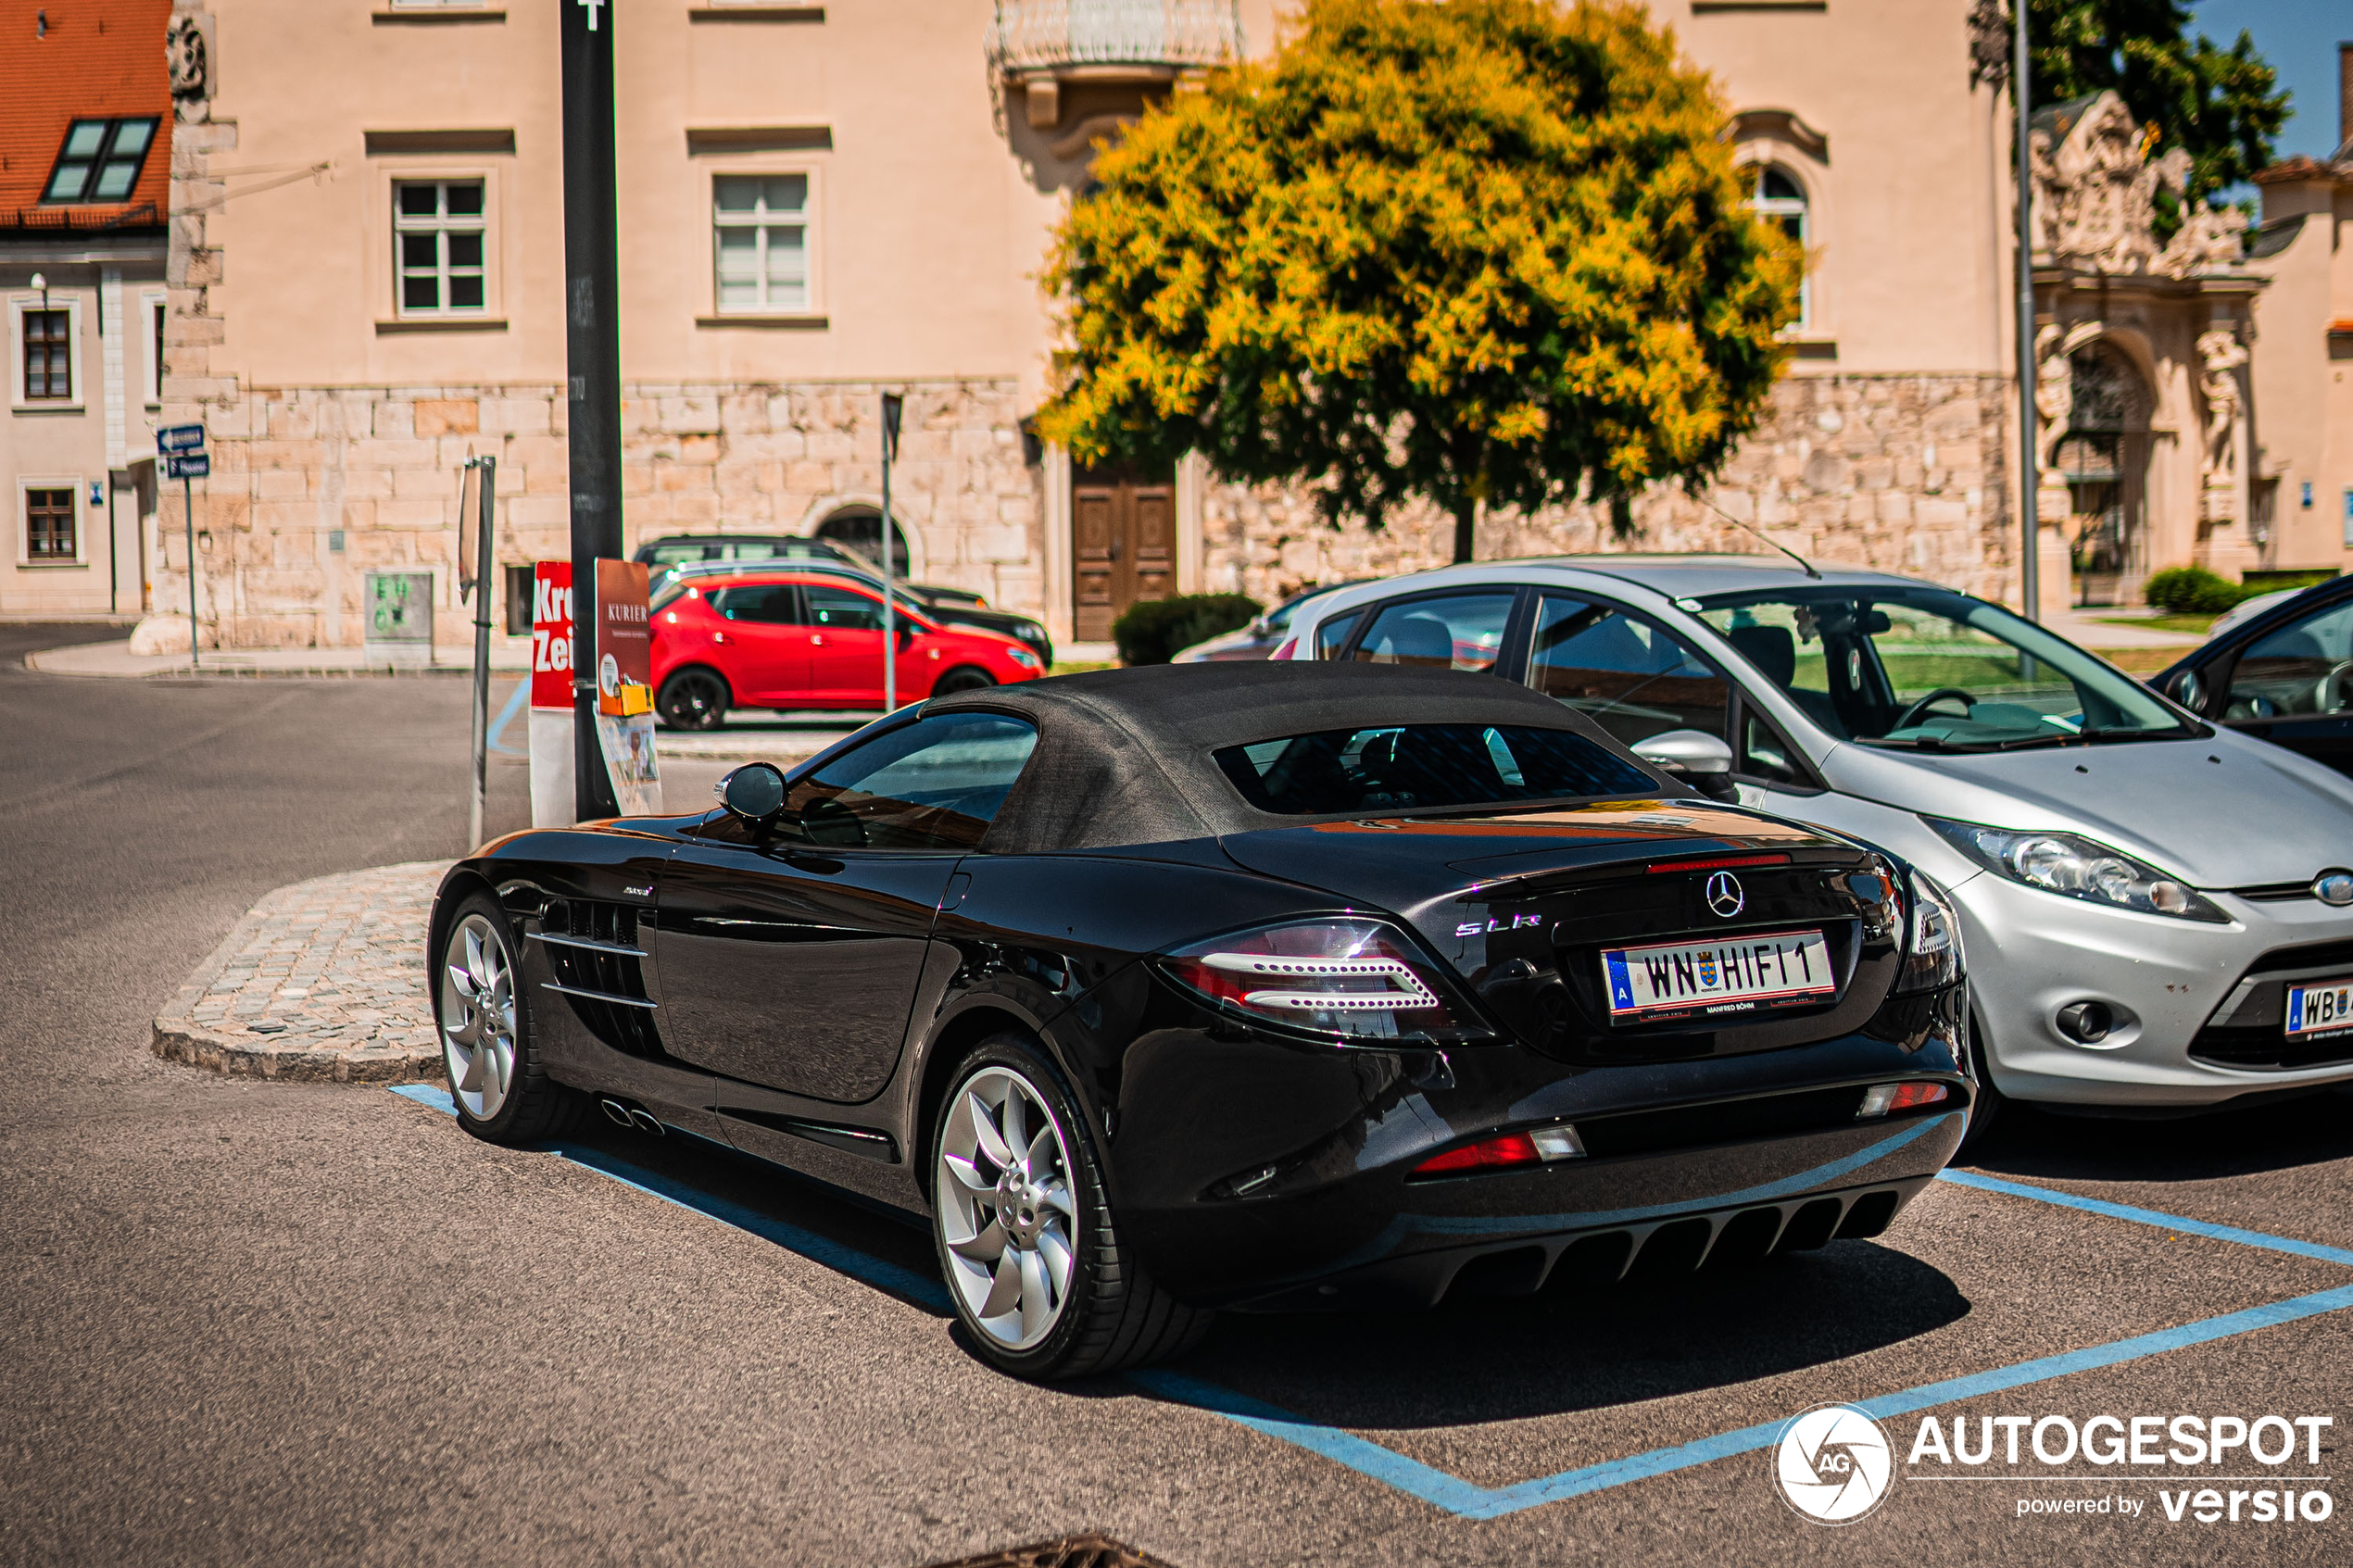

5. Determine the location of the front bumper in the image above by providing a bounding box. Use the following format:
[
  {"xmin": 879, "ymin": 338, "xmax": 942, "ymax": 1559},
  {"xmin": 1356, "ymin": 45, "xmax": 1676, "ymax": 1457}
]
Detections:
[
  {"xmin": 1106, "ymin": 1004, "xmax": 1968, "ymax": 1311},
  {"xmin": 1954, "ymin": 872, "xmax": 2353, "ymax": 1107}
]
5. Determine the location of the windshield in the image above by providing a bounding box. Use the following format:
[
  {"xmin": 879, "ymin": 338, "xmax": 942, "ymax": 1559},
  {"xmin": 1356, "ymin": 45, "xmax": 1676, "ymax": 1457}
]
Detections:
[
  {"xmin": 1694, "ymin": 587, "xmax": 2193, "ymax": 750},
  {"xmin": 1215, "ymin": 723, "xmax": 1657, "ymax": 815}
]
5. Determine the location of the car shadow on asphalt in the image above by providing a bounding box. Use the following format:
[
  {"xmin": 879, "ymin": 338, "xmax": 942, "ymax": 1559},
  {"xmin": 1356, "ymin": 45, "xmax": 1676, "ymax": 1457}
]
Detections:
[
  {"xmin": 545, "ymin": 1107, "xmax": 1970, "ymax": 1430},
  {"xmin": 1122, "ymin": 1242, "xmax": 1969, "ymax": 1431},
  {"xmin": 1965, "ymin": 1087, "xmax": 2353, "ymax": 1185}
]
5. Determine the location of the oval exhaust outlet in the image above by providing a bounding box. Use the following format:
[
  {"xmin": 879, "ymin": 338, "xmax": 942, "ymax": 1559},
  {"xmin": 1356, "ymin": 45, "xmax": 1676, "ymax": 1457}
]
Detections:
[
  {"xmin": 626, "ymin": 1108, "xmax": 665, "ymax": 1135},
  {"xmin": 598, "ymin": 1098, "xmax": 634, "ymax": 1129}
]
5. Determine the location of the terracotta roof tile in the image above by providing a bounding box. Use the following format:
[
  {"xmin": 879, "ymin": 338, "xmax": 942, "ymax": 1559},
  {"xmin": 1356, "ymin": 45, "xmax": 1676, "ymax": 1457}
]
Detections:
[
  {"xmin": 0, "ymin": 0, "xmax": 174, "ymax": 230},
  {"xmin": 2253, "ymin": 155, "xmax": 2353, "ymax": 187}
]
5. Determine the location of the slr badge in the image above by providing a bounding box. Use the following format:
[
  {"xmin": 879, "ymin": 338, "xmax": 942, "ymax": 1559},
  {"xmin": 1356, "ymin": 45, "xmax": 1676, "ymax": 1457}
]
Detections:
[{"xmin": 1705, "ymin": 872, "xmax": 1746, "ymax": 919}]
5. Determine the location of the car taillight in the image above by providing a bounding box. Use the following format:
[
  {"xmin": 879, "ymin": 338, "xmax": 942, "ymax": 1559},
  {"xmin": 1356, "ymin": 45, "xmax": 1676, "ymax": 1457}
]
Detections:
[
  {"xmin": 1410, "ymin": 1123, "xmax": 1585, "ymax": 1180},
  {"xmin": 1158, "ymin": 918, "xmax": 1484, "ymax": 1043},
  {"xmin": 1856, "ymin": 1081, "xmax": 1950, "ymax": 1118}
]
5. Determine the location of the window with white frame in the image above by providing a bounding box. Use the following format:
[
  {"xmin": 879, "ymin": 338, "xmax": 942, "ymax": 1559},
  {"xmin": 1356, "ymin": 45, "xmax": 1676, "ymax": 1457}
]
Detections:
[
  {"xmin": 13, "ymin": 297, "xmax": 82, "ymax": 408},
  {"xmin": 22, "ymin": 307, "xmax": 72, "ymax": 400},
  {"xmin": 24, "ymin": 485, "xmax": 76, "ymax": 562},
  {"xmin": 394, "ymin": 180, "xmax": 487, "ymax": 315},
  {"xmin": 713, "ymin": 174, "xmax": 811, "ymax": 314},
  {"xmin": 1747, "ymin": 165, "xmax": 1810, "ymax": 330}
]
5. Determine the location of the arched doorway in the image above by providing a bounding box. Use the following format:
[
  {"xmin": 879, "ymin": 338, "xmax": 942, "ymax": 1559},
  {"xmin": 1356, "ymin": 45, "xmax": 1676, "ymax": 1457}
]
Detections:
[
  {"xmin": 814, "ymin": 505, "xmax": 912, "ymax": 578},
  {"xmin": 2056, "ymin": 343, "xmax": 2153, "ymax": 606}
]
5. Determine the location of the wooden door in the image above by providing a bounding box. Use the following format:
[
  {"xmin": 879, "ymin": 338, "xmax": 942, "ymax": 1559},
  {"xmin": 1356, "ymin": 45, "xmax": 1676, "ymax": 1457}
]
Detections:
[{"xmin": 1073, "ymin": 461, "xmax": 1175, "ymax": 641}]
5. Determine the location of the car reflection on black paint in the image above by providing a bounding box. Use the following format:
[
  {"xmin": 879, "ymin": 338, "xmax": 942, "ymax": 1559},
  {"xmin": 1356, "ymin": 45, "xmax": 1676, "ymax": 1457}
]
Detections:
[{"xmin": 428, "ymin": 662, "xmax": 1970, "ymax": 1380}]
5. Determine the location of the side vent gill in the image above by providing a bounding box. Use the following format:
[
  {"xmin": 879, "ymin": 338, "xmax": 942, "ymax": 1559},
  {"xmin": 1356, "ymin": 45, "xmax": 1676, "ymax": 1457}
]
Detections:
[{"xmin": 533, "ymin": 899, "xmax": 662, "ymax": 1057}]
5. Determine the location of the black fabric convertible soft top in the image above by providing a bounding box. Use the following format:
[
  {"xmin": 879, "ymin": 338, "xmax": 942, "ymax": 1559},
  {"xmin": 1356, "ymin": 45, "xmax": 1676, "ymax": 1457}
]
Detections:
[{"xmin": 925, "ymin": 661, "xmax": 1674, "ymax": 854}]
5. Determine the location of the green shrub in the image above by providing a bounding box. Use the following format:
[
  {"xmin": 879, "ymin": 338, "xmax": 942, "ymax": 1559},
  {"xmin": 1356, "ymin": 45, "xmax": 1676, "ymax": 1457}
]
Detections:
[
  {"xmin": 1111, "ymin": 593, "xmax": 1263, "ymax": 665},
  {"xmin": 2144, "ymin": 565, "xmax": 2256, "ymax": 615}
]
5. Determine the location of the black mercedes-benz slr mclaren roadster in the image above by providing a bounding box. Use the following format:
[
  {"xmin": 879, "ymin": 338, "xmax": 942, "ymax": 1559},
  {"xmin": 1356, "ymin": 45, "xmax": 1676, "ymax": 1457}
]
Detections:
[{"xmin": 430, "ymin": 662, "xmax": 1970, "ymax": 1378}]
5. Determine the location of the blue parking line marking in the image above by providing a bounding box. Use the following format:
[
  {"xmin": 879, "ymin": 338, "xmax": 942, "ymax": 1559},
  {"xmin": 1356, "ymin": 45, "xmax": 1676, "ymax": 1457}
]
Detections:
[
  {"xmin": 1145, "ymin": 1282, "xmax": 2353, "ymax": 1520},
  {"xmin": 384, "ymin": 1083, "xmax": 950, "ymax": 1311},
  {"xmin": 485, "ymin": 677, "xmax": 529, "ymax": 756},
  {"xmin": 1936, "ymin": 1167, "xmax": 2353, "ymax": 1268},
  {"xmin": 1128, "ymin": 1370, "xmax": 1492, "ymax": 1515},
  {"xmin": 385, "ymin": 1084, "xmax": 2353, "ymax": 1518}
]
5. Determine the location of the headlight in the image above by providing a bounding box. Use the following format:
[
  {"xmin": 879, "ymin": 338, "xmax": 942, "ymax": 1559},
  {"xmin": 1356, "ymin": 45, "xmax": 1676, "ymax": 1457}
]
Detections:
[
  {"xmin": 1896, "ymin": 871, "xmax": 1962, "ymax": 994},
  {"xmin": 1925, "ymin": 819, "xmax": 2227, "ymax": 922},
  {"xmin": 1006, "ymin": 646, "xmax": 1042, "ymax": 671}
]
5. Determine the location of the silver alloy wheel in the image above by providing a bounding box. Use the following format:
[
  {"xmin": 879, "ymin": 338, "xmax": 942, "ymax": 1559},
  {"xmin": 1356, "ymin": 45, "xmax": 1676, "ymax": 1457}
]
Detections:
[
  {"xmin": 937, "ymin": 1065, "xmax": 1079, "ymax": 1349},
  {"xmin": 440, "ymin": 912, "xmax": 517, "ymax": 1121}
]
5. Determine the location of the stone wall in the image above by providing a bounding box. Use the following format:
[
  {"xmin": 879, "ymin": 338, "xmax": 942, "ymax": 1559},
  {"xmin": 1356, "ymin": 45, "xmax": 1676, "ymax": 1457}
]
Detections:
[
  {"xmin": 151, "ymin": 379, "xmax": 1040, "ymax": 649},
  {"xmin": 1199, "ymin": 372, "xmax": 2021, "ymax": 611}
]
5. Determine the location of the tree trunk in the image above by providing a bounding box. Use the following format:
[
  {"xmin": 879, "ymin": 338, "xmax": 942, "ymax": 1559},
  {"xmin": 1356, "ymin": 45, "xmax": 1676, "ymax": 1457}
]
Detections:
[{"xmin": 1452, "ymin": 496, "xmax": 1476, "ymax": 564}]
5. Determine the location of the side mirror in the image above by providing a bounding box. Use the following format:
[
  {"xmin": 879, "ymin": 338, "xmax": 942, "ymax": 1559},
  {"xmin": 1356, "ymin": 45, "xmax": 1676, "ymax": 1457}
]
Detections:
[
  {"xmin": 2169, "ymin": 669, "xmax": 2206, "ymax": 713},
  {"xmin": 715, "ymin": 762, "xmax": 787, "ymax": 822},
  {"xmin": 1632, "ymin": 729, "xmax": 1734, "ymax": 775},
  {"xmin": 1633, "ymin": 729, "xmax": 1738, "ymax": 803}
]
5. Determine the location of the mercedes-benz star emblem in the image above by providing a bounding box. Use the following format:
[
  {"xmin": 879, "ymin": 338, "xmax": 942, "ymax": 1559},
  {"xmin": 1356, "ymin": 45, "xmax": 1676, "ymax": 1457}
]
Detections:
[{"xmin": 1705, "ymin": 872, "xmax": 1746, "ymax": 919}]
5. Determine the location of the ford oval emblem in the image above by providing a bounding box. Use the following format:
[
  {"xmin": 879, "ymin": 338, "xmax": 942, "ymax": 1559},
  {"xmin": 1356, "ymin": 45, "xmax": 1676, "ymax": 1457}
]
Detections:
[
  {"xmin": 2316, "ymin": 870, "xmax": 2353, "ymax": 908},
  {"xmin": 1705, "ymin": 871, "xmax": 1746, "ymax": 919}
]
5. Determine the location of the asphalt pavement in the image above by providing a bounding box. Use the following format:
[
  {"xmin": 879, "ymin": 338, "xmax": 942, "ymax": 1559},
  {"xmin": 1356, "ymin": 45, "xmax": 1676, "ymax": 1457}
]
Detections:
[{"xmin": 3, "ymin": 623, "xmax": 2349, "ymax": 1567}]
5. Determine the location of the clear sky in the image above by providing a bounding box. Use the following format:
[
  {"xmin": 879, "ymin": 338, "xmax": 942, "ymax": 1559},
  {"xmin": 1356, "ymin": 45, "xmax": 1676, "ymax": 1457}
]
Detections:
[{"xmin": 2191, "ymin": 0, "xmax": 2344, "ymax": 162}]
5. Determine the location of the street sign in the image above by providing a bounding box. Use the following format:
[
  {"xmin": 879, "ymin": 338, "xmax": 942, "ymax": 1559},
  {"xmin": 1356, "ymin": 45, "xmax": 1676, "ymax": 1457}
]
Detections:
[
  {"xmin": 165, "ymin": 453, "xmax": 210, "ymax": 480},
  {"xmin": 157, "ymin": 423, "xmax": 206, "ymax": 455}
]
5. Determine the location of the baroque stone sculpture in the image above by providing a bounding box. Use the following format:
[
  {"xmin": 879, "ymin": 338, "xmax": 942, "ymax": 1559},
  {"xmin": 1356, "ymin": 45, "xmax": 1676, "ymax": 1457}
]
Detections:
[{"xmin": 2030, "ymin": 92, "xmax": 2242, "ymax": 278}]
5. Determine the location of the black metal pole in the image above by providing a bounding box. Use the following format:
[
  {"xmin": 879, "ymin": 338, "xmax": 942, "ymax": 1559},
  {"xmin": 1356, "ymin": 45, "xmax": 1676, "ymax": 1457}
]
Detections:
[
  {"xmin": 468, "ymin": 457, "xmax": 497, "ymax": 851},
  {"xmin": 562, "ymin": 0, "xmax": 623, "ymax": 819},
  {"xmin": 185, "ymin": 472, "xmax": 198, "ymax": 671},
  {"xmin": 2014, "ymin": 0, "xmax": 2040, "ymax": 623},
  {"xmin": 880, "ymin": 392, "xmax": 901, "ymax": 712}
]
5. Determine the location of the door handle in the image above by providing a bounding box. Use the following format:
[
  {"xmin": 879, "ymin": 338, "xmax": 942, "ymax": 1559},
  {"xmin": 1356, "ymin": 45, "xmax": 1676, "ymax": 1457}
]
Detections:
[{"xmin": 712, "ymin": 632, "xmax": 732, "ymax": 645}]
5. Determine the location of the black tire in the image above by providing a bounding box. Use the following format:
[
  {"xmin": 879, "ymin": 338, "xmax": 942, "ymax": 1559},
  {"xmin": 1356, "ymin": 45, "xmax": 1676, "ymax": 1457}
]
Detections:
[
  {"xmin": 658, "ymin": 667, "xmax": 732, "ymax": 731},
  {"xmin": 1955, "ymin": 1004, "xmax": 2004, "ymax": 1157},
  {"xmin": 433, "ymin": 893, "xmax": 585, "ymax": 1146},
  {"xmin": 930, "ymin": 1033, "xmax": 1211, "ymax": 1380},
  {"xmin": 931, "ymin": 665, "xmax": 997, "ymax": 696}
]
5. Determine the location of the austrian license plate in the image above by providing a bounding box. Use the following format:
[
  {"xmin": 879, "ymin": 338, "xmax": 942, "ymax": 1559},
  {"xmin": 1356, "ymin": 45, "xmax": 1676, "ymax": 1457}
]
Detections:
[
  {"xmin": 1601, "ymin": 929, "xmax": 1836, "ymax": 1022},
  {"xmin": 2284, "ymin": 977, "xmax": 2353, "ymax": 1041}
]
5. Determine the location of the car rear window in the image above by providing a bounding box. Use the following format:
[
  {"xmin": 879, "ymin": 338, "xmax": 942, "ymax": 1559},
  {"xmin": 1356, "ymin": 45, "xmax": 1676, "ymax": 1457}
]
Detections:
[{"xmin": 1214, "ymin": 723, "xmax": 1657, "ymax": 816}]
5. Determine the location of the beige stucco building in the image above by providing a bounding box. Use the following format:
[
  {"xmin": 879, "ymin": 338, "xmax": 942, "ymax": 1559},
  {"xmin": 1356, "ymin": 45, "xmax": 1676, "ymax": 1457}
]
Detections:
[
  {"xmin": 0, "ymin": 0, "xmax": 175, "ymax": 621},
  {"xmin": 2245, "ymin": 48, "xmax": 2353, "ymax": 578},
  {"xmin": 35, "ymin": 0, "xmax": 2321, "ymax": 647}
]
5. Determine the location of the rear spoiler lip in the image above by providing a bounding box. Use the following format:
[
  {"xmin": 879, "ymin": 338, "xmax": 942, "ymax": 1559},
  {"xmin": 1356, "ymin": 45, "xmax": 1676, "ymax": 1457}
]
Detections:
[{"xmin": 1464, "ymin": 846, "xmax": 1881, "ymax": 904}]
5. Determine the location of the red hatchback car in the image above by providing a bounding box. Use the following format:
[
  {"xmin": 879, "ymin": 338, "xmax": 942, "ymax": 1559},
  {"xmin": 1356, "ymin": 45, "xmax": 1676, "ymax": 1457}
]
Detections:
[{"xmin": 651, "ymin": 570, "xmax": 1045, "ymax": 729}]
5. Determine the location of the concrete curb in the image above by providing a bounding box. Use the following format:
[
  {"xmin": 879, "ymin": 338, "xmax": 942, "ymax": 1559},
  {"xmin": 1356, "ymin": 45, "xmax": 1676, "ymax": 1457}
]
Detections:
[
  {"xmin": 151, "ymin": 860, "xmax": 451, "ymax": 1084},
  {"xmin": 28, "ymin": 639, "xmax": 534, "ymax": 679}
]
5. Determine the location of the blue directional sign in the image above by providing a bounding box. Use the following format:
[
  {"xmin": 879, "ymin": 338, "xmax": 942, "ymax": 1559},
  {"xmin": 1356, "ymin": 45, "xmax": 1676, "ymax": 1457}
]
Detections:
[
  {"xmin": 157, "ymin": 423, "xmax": 206, "ymax": 456},
  {"xmin": 165, "ymin": 453, "xmax": 210, "ymax": 480}
]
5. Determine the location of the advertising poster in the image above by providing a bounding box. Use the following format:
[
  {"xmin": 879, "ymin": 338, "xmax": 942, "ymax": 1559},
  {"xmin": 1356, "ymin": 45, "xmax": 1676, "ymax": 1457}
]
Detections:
[
  {"xmin": 593, "ymin": 558, "xmax": 661, "ymax": 817},
  {"xmin": 527, "ymin": 561, "xmax": 575, "ymax": 826}
]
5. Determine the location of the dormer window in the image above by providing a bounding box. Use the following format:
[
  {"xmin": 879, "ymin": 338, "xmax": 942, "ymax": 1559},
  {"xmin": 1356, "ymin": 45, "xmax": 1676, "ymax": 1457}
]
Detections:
[{"xmin": 43, "ymin": 118, "xmax": 159, "ymax": 205}]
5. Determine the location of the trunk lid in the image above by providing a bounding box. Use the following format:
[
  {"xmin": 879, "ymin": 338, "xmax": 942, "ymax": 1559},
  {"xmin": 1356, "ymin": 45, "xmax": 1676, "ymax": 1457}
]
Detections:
[{"xmin": 1218, "ymin": 801, "xmax": 1904, "ymax": 1061}]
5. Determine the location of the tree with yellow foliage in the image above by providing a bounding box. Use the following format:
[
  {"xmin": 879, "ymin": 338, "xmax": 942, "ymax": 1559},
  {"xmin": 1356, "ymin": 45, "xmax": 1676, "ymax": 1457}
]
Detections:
[{"xmin": 1038, "ymin": 0, "xmax": 1802, "ymax": 563}]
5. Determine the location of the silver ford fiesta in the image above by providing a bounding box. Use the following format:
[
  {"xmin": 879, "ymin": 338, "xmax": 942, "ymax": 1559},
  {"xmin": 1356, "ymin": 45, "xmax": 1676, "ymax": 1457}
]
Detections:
[{"xmin": 1281, "ymin": 556, "xmax": 2353, "ymax": 1132}]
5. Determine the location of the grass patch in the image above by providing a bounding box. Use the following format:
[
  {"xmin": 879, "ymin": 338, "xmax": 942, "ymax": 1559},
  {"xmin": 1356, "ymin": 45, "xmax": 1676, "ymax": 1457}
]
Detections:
[
  {"xmin": 2095, "ymin": 646, "xmax": 2196, "ymax": 674},
  {"xmin": 2096, "ymin": 613, "xmax": 2219, "ymax": 635}
]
